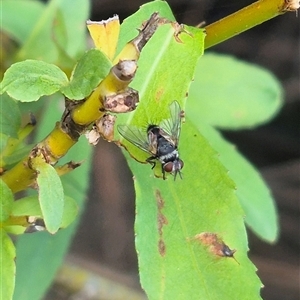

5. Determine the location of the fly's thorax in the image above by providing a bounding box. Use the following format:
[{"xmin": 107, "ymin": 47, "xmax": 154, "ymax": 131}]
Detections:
[
  {"xmin": 157, "ymin": 138, "xmax": 176, "ymax": 156},
  {"xmin": 158, "ymin": 149, "xmax": 179, "ymax": 164}
]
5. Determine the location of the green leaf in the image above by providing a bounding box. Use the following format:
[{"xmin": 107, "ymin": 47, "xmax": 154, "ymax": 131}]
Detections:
[
  {"xmin": 16, "ymin": 0, "xmax": 61, "ymax": 62},
  {"xmin": 14, "ymin": 95, "xmax": 93, "ymax": 300},
  {"xmin": 0, "ymin": 229, "xmax": 16, "ymax": 300},
  {"xmin": 125, "ymin": 120, "xmax": 262, "ymax": 300},
  {"xmin": 0, "ymin": 134, "xmax": 9, "ymax": 153},
  {"xmin": 0, "ymin": 0, "xmax": 45, "ymax": 44},
  {"xmin": 11, "ymin": 195, "xmax": 78, "ymax": 229},
  {"xmin": 2, "ymin": 144, "xmax": 33, "ymax": 167},
  {"xmin": 35, "ymin": 161, "xmax": 64, "ymax": 234},
  {"xmin": 0, "ymin": 179, "xmax": 14, "ymax": 222},
  {"xmin": 188, "ymin": 53, "xmax": 283, "ymax": 129},
  {"xmin": 0, "ymin": 60, "xmax": 68, "ymax": 102},
  {"xmin": 50, "ymin": 9, "xmax": 76, "ymax": 72},
  {"xmin": 59, "ymin": 196, "xmax": 78, "ymax": 228},
  {"xmin": 15, "ymin": 0, "xmax": 89, "ymax": 63},
  {"xmin": 57, "ymin": 0, "xmax": 90, "ymax": 58},
  {"xmin": 116, "ymin": 6, "xmax": 261, "ymax": 298},
  {"xmin": 11, "ymin": 195, "xmax": 42, "ymax": 217},
  {"xmin": 115, "ymin": 1, "xmax": 175, "ymax": 57},
  {"xmin": 0, "ymin": 94, "xmax": 21, "ymax": 138},
  {"xmin": 60, "ymin": 49, "xmax": 112, "ymax": 100},
  {"xmin": 50, "ymin": 0, "xmax": 91, "ymax": 71},
  {"xmin": 187, "ymin": 118, "xmax": 278, "ymax": 242},
  {"xmin": 116, "ymin": 4, "xmax": 261, "ymax": 297}
]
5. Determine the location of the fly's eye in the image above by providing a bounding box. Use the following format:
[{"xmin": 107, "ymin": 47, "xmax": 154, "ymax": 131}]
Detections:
[{"xmin": 163, "ymin": 162, "xmax": 174, "ymax": 173}]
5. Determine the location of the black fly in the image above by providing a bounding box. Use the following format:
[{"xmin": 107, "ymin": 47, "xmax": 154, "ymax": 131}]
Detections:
[{"xmin": 118, "ymin": 101, "xmax": 184, "ymax": 180}]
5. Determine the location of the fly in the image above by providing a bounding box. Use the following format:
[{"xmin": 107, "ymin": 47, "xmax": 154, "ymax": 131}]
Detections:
[{"xmin": 118, "ymin": 101, "xmax": 184, "ymax": 180}]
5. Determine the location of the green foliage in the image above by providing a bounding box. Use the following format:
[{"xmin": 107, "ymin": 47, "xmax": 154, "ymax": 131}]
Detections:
[
  {"xmin": 0, "ymin": 50, "xmax": 112, "ymax": 102},
  {"xmin": 186, "ymin": 53, "xmax": 282, "ymax": 242},
  {"xmin": 4, "ymin": 0, "xmax": 89, "ymax": 63},
  {"xmin": 60, "ymin": 49, "xmax": 112, "ymax": 100},
  {"xmin": 188, "ymin": 53, "xmax": 283, "ymax": 129},
  {"xmin": 0, "ymin": 0, "xmax": 91, "ymax": 299},
  {"xmin": 13, "ymin": 96, "xmax": 93, "ymax": 300},
  {"xmin": 0, "ymin": 0, "xmax": 45, "ymax": 44},
  {"xmin": 188, "ymin": 120, "xmax": 279, "ymax": 242},
  {"xmin": 7, "ymin": 195, "xmax": 78, "ymax": 233},
  {"xmin": 0, "ymin": 94, "xmax": 21, "ymax": 139},
  {"xmin": 34, "ymin": 160, "xmax": 64, "ymax": 234},
  {"xmin": 130, "ymin": 121, "xmax": 262, "ymax": 299},
  {"xmin": 0, "ymin": 179, "xmax": 14, "ymax": 221},
  {"xmin": 115, "ymin": 4, "xmax": 278, "ymax": 298},
  {"xmin": 0, "ymin": 229, "xmax": 16, "ymax": 300},
  {"xmin": 1, "ymin": 60, "xmax": 69, "ymax": 102},
  {"xmin": 0, "ymin": 0, "xmax": 284, "ymax": 299}
]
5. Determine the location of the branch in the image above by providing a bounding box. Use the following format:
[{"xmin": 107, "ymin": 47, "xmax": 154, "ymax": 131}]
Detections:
[
  {"xmin": 204, "ymin": 0, "xmax": 299, "ymax": 49},
  {"xmin": 0, "ymin": 13, "xmax": 181, "ymax": 193}
]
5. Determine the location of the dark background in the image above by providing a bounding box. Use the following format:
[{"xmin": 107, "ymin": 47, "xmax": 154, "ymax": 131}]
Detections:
[{"xmin": 48, "ymin": 1, "xmax": 300, "ymax": 299}]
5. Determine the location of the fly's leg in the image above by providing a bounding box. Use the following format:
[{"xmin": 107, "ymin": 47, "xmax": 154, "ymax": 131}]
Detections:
[
  {"xmin": 147, "ymin": 156, "xmax": 166, "ymax": 179},
  {"xmin": 146, "ymin": 156, "xmax": 156, "ymax": 169}
]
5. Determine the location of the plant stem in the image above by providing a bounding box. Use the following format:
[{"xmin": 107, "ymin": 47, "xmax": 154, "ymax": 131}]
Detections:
[{"xmin": 204, "ymin": 0, "xmax": 297, "ymax": 49}]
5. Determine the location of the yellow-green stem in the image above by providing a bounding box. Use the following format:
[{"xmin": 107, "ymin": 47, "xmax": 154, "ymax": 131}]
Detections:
[
  {"xmin": 1, "ymin": 160, "xmax": 36, "ymax": 193},
  {"xmin": 204, "ymin": 0, "xmax": 290, "ymax": 49}
]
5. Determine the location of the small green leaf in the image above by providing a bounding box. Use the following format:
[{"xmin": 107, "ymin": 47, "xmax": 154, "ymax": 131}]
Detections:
[
  {"xmin": 0, "ymin": 179, "xmax": 14, "ymax": 222},
  {"xmin": 0, "ymin": 94, "xmax": 21, "ymax": 138},
  {"xmin": 187, "ymin": 118, "xmax": 278, "ymax": 242},
  {"xmin": 0, "ymin": 60, "xmax": 68, "ymax": 102},
  {"xmin": 0, "ymin": 229, "xmax": 16, "ymax": 300},
  {"xmin": 11, "ymin": 194, "xmax": 78, "ymax": 229},
  {"xmin": 0, "ymin": 0, "xmax": 45, "ymax": 44},
  {"xmin": 11, "ymin": 195, "xmax": 41, "ymax": 217},
  {"xmin": 35, "ymin": 161, "xmax": 64, "ymax": 234},
  {"xmin": 60, "ymin": 49, "xmax": 112, "ymax": 100},
  {"xmin": 188, "ymin": 53, "xmax": 283, "ymax": 129}
]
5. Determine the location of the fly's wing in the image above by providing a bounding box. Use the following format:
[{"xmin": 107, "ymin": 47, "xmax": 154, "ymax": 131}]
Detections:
[
  {"xmin": 118, "ymin": 125, "xmax": 152, "ymax": 154},
  {"xmin": 159, "ymin": 101, "xmax": 182, "ymax": 146}
]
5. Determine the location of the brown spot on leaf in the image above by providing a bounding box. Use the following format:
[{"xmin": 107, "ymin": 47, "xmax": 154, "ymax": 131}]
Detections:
[
  {"xmin": 155, "ymin": 190, "xmax": 168, "ymax": 256},
  {"xmin": 158, "ymin": 213, "xmax": 168, "ymax": 236},
  {"xmin": 194, "ymin": 232, "xmax": 239, "ymax": 264},
  {"xmin": 155, "ymin": 189, "xmax": 165, "ymax": 210},
  {"xmin": 158, "ymin": 239, "xmax": 166, "ymax": 256}
]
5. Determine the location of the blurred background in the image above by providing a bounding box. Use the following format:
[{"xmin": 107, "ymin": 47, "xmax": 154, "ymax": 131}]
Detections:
[{"xmin": 45, "ymin": 1, "xmax": 299, "ymax": 299}]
